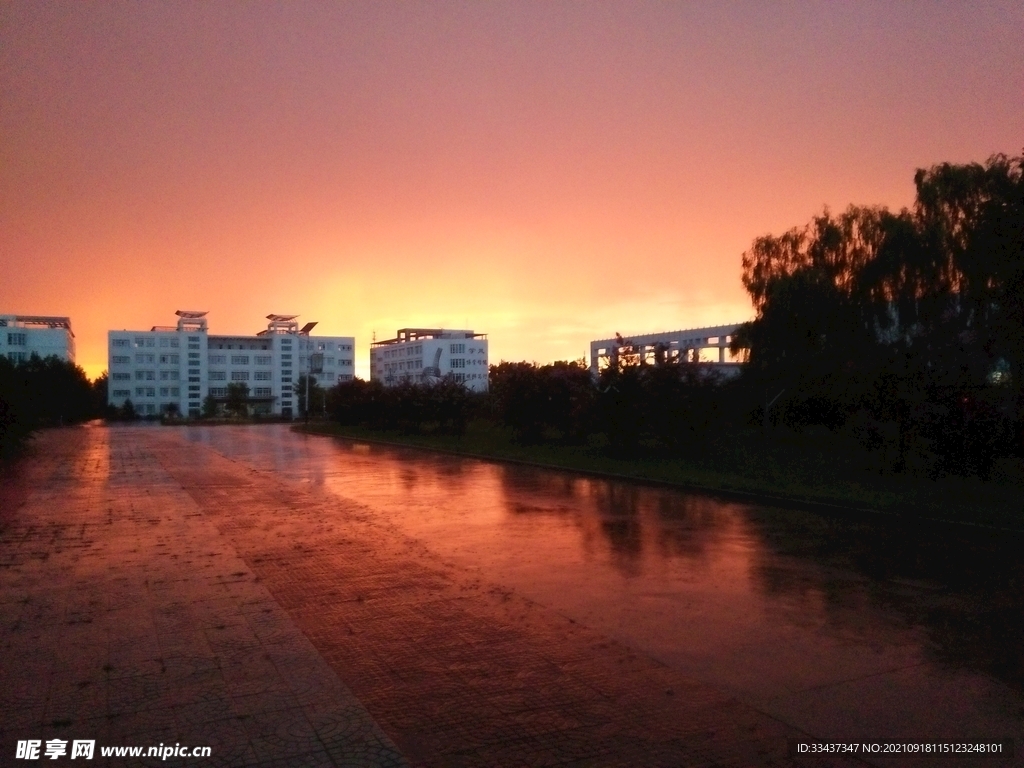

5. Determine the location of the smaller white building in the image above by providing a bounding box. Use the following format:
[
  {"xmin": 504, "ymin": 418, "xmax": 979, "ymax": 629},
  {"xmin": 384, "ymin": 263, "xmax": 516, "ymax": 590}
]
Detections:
[
  {"xmin": 371, "ymin": 328, "xmax": 489, "ymax": 392},
  {"xmin": 0, "ymin": 315, "xmax": 75, "ymax": 364},
  {"xmin": 590, "ymin": 324, "xmax": 747, "ymax": 376}
]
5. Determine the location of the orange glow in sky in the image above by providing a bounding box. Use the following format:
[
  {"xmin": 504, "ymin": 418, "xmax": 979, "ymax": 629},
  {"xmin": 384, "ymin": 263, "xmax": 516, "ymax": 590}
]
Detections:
[{"xmin": 2, "ymin": 2, "xmax": 1021, "ymax": 380}]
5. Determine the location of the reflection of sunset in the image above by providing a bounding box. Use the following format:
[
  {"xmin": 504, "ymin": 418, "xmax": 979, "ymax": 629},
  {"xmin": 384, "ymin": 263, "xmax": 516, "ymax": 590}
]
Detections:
[
  {"xmin": 2, "ymin": 4, "xmax": 1020, "ymax": 380},
  {"xmin": 175, "ymin": 426, "xmax": 1024, "ymax": 745}
]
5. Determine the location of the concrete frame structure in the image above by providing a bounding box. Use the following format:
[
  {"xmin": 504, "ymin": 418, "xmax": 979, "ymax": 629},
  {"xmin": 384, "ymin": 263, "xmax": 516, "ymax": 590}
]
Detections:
[
  {"xmin": 370, "ymin": 328, "xmax": 489, "ymax": 392},
  {"xmin": 0, "ymin": 314, "xmax": 75, "ymax": 363},
  {"xmin": 107, "ymin": 311, "xmax": 354, "ymax": 418},
  {"xmin": 590, "ymin": 324, "xmax": 747, "ymax": 376}
]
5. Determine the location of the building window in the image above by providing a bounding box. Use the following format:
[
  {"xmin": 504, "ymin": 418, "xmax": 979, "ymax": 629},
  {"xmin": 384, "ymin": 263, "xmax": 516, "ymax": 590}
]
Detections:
[
  {"xmin": 188, "ymin": 385, "xmax": 201, "ymax": 392},
  {"xmin": 134, "ymin": 337, "xmax": 146, "ymax": 347},
  {"xmin": 452, "ymin": 358, "xmax": 465, "ymax": 368},
  {"xmin": 113, "ymin": 372, "xmax": 131, "ymax": 381},
  {"xmin": 450, "ymin": 343, "xmax": 465, "ymax": 354},
  {"xmin": 171, "ymin": 387, "xmax": 180, "ymax": 396},
  {"xmin": 159, "ymin": 387, "xmax": 169, "ymax": 397},
  {"xmin": 254, "ymin": 371, "xmax": 271, "ymax": 381},
  {"xmin": 209, "ymin": 387, "xmax": 227, "ymax": 397},
  {"xmin": 255, "ymin": 355, "xmax": 271, "ymax": 365},
  {"xmin": 209, "ymin": 371, "xmax": 227, "ymax": 381},
  {"xmin": 159, "ymin": 338, "xmax": 169, "ymax": 347},
  {"xmin": 146, "ymin": 338, "xmax": 155, "ymax": 347},
  {"xmin": 113, "ymin": 389, "xmax": 130, "ymax": 398},
  {"xmin": 145, "ymin": 371, "xmax": 155, "ymax": 380},
  {"xmin": 111, "ymin": 338, "xmax": 129, "ymax": 348},
  {"xmin": 231, "ymin": 371, "xmax": 249, "ymax": 381},
  {"xmin": 231, "ymin": 355, "xmax": 249, "ymax": 365},
  {"xmin": 209, "ymin": 354, "xmax": 226, "ymax": 364},
  {"xmin": 188, "ymin": 352, "xmax": 200, "ymax": 361},
  {"xmin": 170, "ymin": 339, "xmax": 179, "ymax": 348},
  {"xmin": 280, "ymin": 353, "xmax": 292, "ymax": 361},
  {"xmin": 188, "ymin": 368, "xmax": 200, "ymax": 375},
  {"xmin": 253, "ymin": 387, "xmax": 272, "ymax": 397},
  {"xmin": 112, "ymin": 355, "xmax": 131, "ymax": 364}
]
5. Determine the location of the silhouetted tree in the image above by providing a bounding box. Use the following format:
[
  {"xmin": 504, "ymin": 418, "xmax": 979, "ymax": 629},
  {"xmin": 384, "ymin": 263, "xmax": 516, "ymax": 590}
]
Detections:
[
  {"xmin": 596, "ymin": 338, "xmax": 721, "ymax": 456},
  {"xmin": 489, "ymin": 362, "xmax": 551, "ymax": 443},
  {"xmin": 201, "ymin": 394, "xmax": 218, "ymax": 419},
  {"xmin": 326, "ymin": 375, "xmax": 473, "ymax": 436},
  {"xmin": 118, "ymin": 398, "xmax": 137, "ymax": 421},
  {"xmin": 0, "ymin": 355, "xmax": 102, "ymax": 456},
  {"xmin": 737, "ymin": 152, "xmax": 1024, "ymax": 476},
  {"xmin": 327, "ymin": 378, "xmax": 384, "ymax": 426},
  {"xmin": 225, "ymin": 382, "xmax": 250, "ymax": 417},
  {"xmin": 489, "ymin": 359, "xmax": 594, "ymax": 444},
  {"xmin": 91, "ymin": 372, "xmax": 113, "ymax": 418}
]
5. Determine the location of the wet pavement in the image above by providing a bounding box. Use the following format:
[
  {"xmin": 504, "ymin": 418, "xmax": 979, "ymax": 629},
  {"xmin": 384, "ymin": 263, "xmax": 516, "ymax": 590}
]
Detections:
[
  {"xmin": 2, "ymin": 424, "xmax": 1022, "ymax": 766},
  {"xmin": 0, "ymin": 426, "xmax": 405, "ymax": 767}
]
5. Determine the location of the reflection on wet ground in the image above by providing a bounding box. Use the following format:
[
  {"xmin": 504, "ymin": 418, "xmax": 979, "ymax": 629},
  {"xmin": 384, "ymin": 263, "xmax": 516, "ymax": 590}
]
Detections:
[{"xmin": 180, "ymin": 425, "xmax": 1024, "ymax": 746}]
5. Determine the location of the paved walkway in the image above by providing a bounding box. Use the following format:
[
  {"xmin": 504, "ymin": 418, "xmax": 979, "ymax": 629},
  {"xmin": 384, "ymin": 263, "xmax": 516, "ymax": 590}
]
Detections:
[{"xmin": 1, "ymin": 426, "xmax": 862, "ymax": 767}]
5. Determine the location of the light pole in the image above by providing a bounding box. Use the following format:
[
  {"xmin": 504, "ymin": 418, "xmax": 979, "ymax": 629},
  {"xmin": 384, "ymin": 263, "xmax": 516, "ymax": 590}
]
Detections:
[{"xmin": 307, "ymin": 348, "xmax": 323, "ymax": 423}]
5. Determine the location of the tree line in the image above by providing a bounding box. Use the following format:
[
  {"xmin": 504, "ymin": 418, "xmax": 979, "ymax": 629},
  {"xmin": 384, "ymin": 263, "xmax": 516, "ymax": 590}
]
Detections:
[
  {"xmin": 328, "ymin": 377, "xmax": 473, "ymax": 435},
  {"xmin": 0, "ymin": 355, "xmax": 102, "ymax": 458},
  {"xmin": 323, "ymin": 353, "xmax": 724, "ymax": 457}
]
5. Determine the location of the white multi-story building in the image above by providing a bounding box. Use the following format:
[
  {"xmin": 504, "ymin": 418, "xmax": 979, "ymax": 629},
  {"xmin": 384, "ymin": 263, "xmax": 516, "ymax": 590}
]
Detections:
[
  {"xmin": 0, "ymin": 315, "xmax": 75, "ymax": 364},
  {"xmin": 590, "ymin": 324, "xmax": 747, "ymax": 376},
  {"xmin": 107, "ymin": 311, "xmax": 355, "ymax": 418},
  {"xmin": 370, "ymin": 328, "xmax": 489, "ymax": 393}
]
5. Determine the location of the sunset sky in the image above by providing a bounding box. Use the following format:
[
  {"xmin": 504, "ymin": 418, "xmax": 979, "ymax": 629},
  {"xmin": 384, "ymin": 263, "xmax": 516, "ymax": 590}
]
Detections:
[{"xmin": 2, "ymin": 2, "xmax": 1021, "ymax": 380}]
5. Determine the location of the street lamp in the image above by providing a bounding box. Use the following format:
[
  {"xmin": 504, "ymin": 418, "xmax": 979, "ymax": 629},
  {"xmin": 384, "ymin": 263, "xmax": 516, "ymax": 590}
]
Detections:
[{"xmin": 307, "ymin": 349, "xmax": 323, "ymax": 423}]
